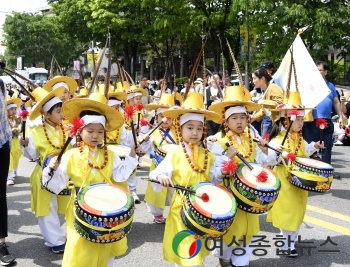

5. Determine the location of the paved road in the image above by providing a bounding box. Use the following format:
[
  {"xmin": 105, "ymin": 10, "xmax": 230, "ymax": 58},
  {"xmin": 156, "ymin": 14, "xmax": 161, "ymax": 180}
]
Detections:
[{"xmin": 5, "ymin": 145, "xmax": 350, "ymax": 267}]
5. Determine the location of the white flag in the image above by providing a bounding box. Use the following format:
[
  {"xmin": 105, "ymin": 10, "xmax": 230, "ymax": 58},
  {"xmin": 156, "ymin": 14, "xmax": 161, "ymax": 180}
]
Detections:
[{"xmin": 273, "ymin": 35, "xmax": 330, "ymax": 112}]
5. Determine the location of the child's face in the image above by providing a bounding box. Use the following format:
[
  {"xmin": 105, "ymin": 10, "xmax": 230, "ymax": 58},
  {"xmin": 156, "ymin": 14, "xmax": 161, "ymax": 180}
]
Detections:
[
  {"xmin": 7, "ymin": 107, "xmax": 17, "ymax": 117},
  {"xmin": 128, "ymin": 98, "xmax": 134, "ymax": 106},
  {"xmin": 81, "ymin": 123, "xmax": 105, "ymax": 147},
  {"xmin": 157, "ymin": 113, "xmax": 172, "ymax": 128},
  {"xmin": 181, "ymin": 120, "xmax": 203, "ymax": 144},
  {"xmin": 60, "ymin": 89, "xmax": 70, "ymax": 103},
  {"xmin": 44, "ymin": 106, "xmax": 64, "ymax": 125},
  {"xmin": 290, "ymin": 116, "xmax": 304, "ymax": 133},
  {"xmin": 133, "ymin": 96, "xmax": 142, "ymax": 105},
  {"xmin": 227, "ymin": 113, "xmax": 248, "ymax": 134}
]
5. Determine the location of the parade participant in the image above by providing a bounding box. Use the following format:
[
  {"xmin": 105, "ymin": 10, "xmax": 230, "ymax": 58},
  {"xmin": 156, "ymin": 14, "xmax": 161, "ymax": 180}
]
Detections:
[
  {"xmin": 105, "ymin": 85, "xmax": 133, "ymax": 162},
  {"xmin": 141, "ymin": 94, "xmax": 178, "ymax": 223},
  {"xmin": 128, "ymin": 85, "xmax": 149, "ymax": 202},
  {"xmin": 6, "ymin": 97, "xmax": 22, "ymax": 185},
  {"xmin": 20, "ymin": 86, "xmax": 69, "ymax": 253},
  {"xmin": 42, "ymin": 92, "xmax": 139, "ymax": 267},
  {"xmin": 267, "ymin": 91, "xmax": 324, "ymax": 257},
  {"xmin": 44, "ymin": 76, "xmax": 78, "ymax": 103},
  {"xmin": 0, "ymin": 77, "xmax": 17, "ymax": 266},
  {"xmin": 207, "ymin": 85, "xmax": 277, "ymax": 267},
  {"xmin": 150, "ymin": 92, "xmax": 224, "ymax": 267},
  {"xmin": 251, "ymin": 67, "xmax": 284, "ymax": 137}
]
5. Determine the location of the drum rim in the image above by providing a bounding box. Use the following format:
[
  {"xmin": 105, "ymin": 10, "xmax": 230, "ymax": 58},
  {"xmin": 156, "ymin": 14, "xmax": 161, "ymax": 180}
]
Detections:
[
  {"xmin": 77, "ymin": 183, "xmax": 134, "ymax": 217},
  {"xmin": 187, "ymin": 182, "xmax": 237, "ymax": 220}
]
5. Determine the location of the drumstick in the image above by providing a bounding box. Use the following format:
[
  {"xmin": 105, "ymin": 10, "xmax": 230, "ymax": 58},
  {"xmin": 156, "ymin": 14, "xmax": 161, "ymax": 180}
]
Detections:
[
  {"xmin": 222, "ymin": 142, "xmax": 253, "ymax": 170},
  {"xmin": 252, "ymin": 138, "xmax": 282, "ymax": 154},
  {"xmin": 143, "ymin": 178, "xmax": 209, "ymax": 202},
  {"xmin": 222, "ymin": 143, "xmax": 268, "ymax": 182},
  {"xmin": 139, "ymin": 117, "xmax": 168, "ymax": 145}
]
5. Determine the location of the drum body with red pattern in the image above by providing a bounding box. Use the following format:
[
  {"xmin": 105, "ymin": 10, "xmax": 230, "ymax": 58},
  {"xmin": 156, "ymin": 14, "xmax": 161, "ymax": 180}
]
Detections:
[
  {"xmin": 74, "ymin": 183, "xmax": 135, "ymax": 243},
  {"xmin": 289, "ymin": 157, "xmax": 333, "ymax": 193},
  {"xmin": 230, "ymin": 163, "xmax": 281, "ymax": 214},
  {"xmin": 181, "ymin": 182, "xmax": 237, "ymax": 238}
]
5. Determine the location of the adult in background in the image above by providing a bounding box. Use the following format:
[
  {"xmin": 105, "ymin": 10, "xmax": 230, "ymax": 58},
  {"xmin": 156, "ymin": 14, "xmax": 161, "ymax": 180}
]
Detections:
[
  {"xmin": 0, "ymin": 71, "xmax": 17, "ymax": 266},
  {"xmin": 205, "ymin": 73, "xmax": 223, "ymax": 136},
  {"xmin": 303, "ymin": 61, "xmax": 343, "ymax": 178},
  {"xmin": 251, "ymin": 67, "xmax": 284, "ymax": 137}
]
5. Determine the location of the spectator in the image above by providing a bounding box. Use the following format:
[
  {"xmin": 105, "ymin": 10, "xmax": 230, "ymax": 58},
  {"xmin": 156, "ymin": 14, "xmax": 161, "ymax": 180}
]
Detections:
[
  {"xmin": 303, "ymin": 61, "xmax": 343, "ymax": 178},
  {"xmin": 0, "ymin": 75, "xmax": 17, "ymax": 265}
]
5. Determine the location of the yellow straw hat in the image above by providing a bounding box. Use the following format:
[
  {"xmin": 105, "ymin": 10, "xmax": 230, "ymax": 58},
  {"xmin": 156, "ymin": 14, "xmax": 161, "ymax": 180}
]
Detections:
[
  {"xmin": 174, "ymin": 92, "xmax": 183, "ymax": 105},
  {"xmin": 271, "ymin": 91, "xmax": 314, "ymax": 112},
  {"xmin": 75, "ymin": 87, "xmax": 89, "ymax": 98},
  {"xmin": 6, "ymin": 97, "xmax": 22, "ymax": 108},
  {"xmin": 116, "ymin": 81, "xmax": 131, "ymax": 92},
  {"xmin": 63, "ymin": 92, "xmax": 124, "ymax": 131},
  {"xmin": 209, "ymin": 85, "xmax": 262, "ymax": 114},
  {"xmin": 29, "ymin": 87, "xmax": 65, "ymax": 120},
  {"xmin": 130, "ymin": 85, "xmax": 147, "ymax": 96},
  {"xmin": 25, "ymin": 99, "xmax": 34, "ymax": 108},
  {"xmin": 44, "ymin": 76, "xmax": 78, "ymax": 95},
  {"xmin": 107, "ymin": 84, "xmax": 127, "ymax": 101},
  {"xmin": 162, "ymin": 92, "xmax": 221, "ymax": 123},
  {"xmin": 147, "ymin": 93, "xmax": 174, "ymax": 110}
]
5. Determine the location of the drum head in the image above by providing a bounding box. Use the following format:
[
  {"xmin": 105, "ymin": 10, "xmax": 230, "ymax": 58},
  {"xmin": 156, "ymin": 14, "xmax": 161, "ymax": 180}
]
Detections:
[
  {"xmin": 190, "ymin": 182, "xmax": 236, "ymax": 219},
  {"xmin": 107, "ymin": 145, "xmax": 131, "ymax": 158},
  {"xmin": 78, "ymin": 183, "xmax": 132, "ymax": 216},
  {"xmin": 296, "ymin": 157, "xmax": 333, "ymax": 170},
  {"xmin": 238, "ymin": 163, "xmax": 279, "ymax": 190}
]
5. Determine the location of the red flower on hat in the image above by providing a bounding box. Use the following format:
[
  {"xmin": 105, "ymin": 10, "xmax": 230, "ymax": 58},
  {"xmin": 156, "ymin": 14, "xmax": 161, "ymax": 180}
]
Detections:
[{"xmin": 68, "ymin": 117, "xmax": 85, "ymax": 137}]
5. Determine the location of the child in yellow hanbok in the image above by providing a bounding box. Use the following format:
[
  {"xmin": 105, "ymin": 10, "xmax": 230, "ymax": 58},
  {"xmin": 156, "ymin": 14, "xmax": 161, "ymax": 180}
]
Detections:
[
  {"xmin": 6, "ymin": 97, "xmax": 22, "ymax": 185},
  {"xmin": 141, "ymin": 94, "xmax": 178, "ymax": 223},
  {"xmin": 127, "ymin": 85, "xmax": 149, "ymax": 202},
  {"xmin": 20, "ymin": 87, "xmax": 70, "ymax": 253},
  {"xmin": 266, "ymin": 91, "xmax": 323, "ymax": 257},
  {"xmin": 150, "ymin": 92, "xmax": 224, "ymax": 267},
  {"xmin": 207, "ymin": 86, "xmax": 277, "ymax": 267},
  {"xmin": 42, "ymin": 92, "xmax": 140, "ymax": 267}
]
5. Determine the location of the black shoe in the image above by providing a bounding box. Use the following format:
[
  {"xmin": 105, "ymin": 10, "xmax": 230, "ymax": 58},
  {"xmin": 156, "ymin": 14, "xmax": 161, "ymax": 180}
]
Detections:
[
  {"xmin": 287, "ymin": 249, "xmax": 298, "ymax": 257},
  {"xmin": 333, "ymin": 173, "xmax": 341, "ymax": 179},
  {"xmin": 0, "ymin": 242, "xmax": 16, "ymax": 266}
]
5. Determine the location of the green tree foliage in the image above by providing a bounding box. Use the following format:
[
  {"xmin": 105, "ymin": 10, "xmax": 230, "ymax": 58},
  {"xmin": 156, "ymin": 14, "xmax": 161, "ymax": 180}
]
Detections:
[
  {"xmin": 2, "ymin": 12, "xmax": 80, "ymax": 70},
  {"xmin": 4, "ymin": 0, "xmax": 350, "ymax": 82}
]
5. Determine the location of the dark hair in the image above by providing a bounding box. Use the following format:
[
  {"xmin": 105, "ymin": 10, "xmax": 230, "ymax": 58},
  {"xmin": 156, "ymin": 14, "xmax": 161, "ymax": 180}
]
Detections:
[
  {"xmin": 260, "ymin": 61, "xmax": 275, "ymax": 71},
  {"xmin": 47, "ymin": 100, "xmax": 63, "ymax": 114},
  {"xmin": 252, "ymin": 67, "xmax": 273, "ymax": 83},
  {"xmin": 269, "ymin": 119, "xmax": 282, "ymax": 141},
  {"xmin": 79, "ymin": 110, "xmax": 104, "ymax": 117},
  {"xmin": 316, "ymin": 61, "xmax": 329, "ymax": 71}
]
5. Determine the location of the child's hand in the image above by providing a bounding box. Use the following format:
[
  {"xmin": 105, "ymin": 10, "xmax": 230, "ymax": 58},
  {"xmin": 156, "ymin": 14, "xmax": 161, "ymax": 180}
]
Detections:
[
  {"xmin": 20, "ymin": 138, "xmax": 28, "ymax": 147},
  {"xmin": 157, "ymin": 174, "xmax": 174, "ymax": 187},
  {"xmin": 314, "ymin": 141, "xmax": 324, "ymax": 149},
  {"xmin": 49, "ymin": 156, "xmax": 60, "ymax": 171},
  {"xmin": 207, "ymin": 135, "xmax": 217, "ymax": 142},
  {"xmin": 257, "ymin": 139, "xmax": 268, "ymax": 154},
  {"xmin": 225, "ymin": 146, "xmax": 239, "ymax": 159},
  {"xmin": 143, "ymin": 134, "xmax": 150, "ymax": 142}
]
